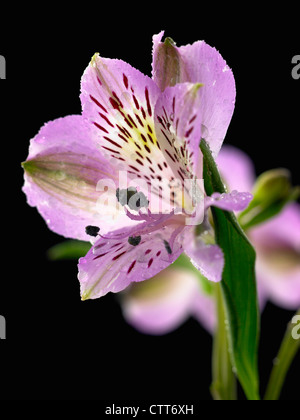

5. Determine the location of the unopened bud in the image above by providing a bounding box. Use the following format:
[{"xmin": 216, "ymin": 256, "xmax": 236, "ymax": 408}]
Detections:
[
  {"xmin": 153, "ymin": 37, "xmax": 187, "ymax": 91},
  {"xmin": 252, "ymin": 168, "xmax": 292, "ymax": 205},
  {"xmin": 239, "ymin": 168, "xmax": 300, "ymax": 230}
]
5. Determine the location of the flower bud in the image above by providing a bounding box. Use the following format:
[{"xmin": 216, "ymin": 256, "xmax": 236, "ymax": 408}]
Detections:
[
  {"xmin": 239, "ymin": 168, "xmax": 300, "ymax": 230},
  {"xmin": 252, "ymin": 169, "xmax": 292, "ymax": 205},
  {"xmin": 153, "ymin": 37, "xmax": 188, "ymax": 91}
]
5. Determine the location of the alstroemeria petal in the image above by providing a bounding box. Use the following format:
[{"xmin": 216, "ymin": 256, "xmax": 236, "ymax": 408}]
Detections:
[
  {"xmin": 250, "ymin": 203, "xmax": 300, "ymax": 251},
  {"xmin": 216, "ymin": 146, "xmax": 256, "ymax": 193},
  {"xmin": 154, "ymin": 83, "xmax": 203, "ymax": 180},
  {"xmin": 191, "ymin": 291, "xmax": 216, "ymax": 334},
  {"xmin": 22, "ymin": 115, "xmax": 124, "ymax": 241},
  {"xmin": 152, "ymin": 32, "xmax": 236, "ymax": 157},
  {"xmin": 121, "ymin": 268, "xmax": 198, "ymax": 335},
  {"xmin": 250, "ymin": 203, "xmax": 300, "ymax": 309},
  {"xmin": 80, "ymin": 55, "xmax": 179, "ymax": 206},
  {"xmin": 206, "ymin": 191, "xmax": 253, "ymax": 212},
  {"xmin": 78, "ymin": 218, "xmax": 184, "ymax": 300},
  {"xmin": 184, "ymin": 234, "xmax": 224, "ymax": 283},
  {"xmin": 152, "ymin": 32, "xmax": 187, "ymax": 91},
  {"xmin": 257, "ymin": 268, "xmax": 300, "ymax": 310}
]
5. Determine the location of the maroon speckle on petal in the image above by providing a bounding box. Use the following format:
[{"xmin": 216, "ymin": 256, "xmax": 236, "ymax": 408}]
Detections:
[
  {"xmin": 145, "ymin": 88, "xmax": 152, "ymax": 117},
  {"xmin": 127, "ymin": 260, "xmax": 137, "ymax": 274},
  {"xmin": 109, "ymin": 97, "xmax": 121, "ymax": 110},
  {"xmin": 93, "ymin": 122, "xmax": 109, "ymax": 133},
  {"xmin": 165, "ymin": 149, "xmax": 176, "ymax": 163},
  {"xmin": 127, "ymin": 114, "xmax": 138, "ymax": 128},
  {"xmin": 185, "ymin": 127, "xmax": 194, "ymax": 138},
  {"xmin": 148, "ymin": 258, "xmax": 154, "ymax": 268},
  {"xmin": 102, "ymin": 146, "xmax": 120, "ymax": 154},
  {"xmin": 135, "ymin": 113, "xmax": 144, "ymax": 127},
  {"xmin": 99, "ymin": 112, "xmax": 114, "ymax": 128},
  {"xmin": 93, "ymin": 252, "xmax": 109, "ymax": 261},
  {"xmin": 112, "ymin": 251, "xmax": 127, "ymax": 261},
  {"xmin": 189, "ymin": 115, "xmax": 197, "ymax": 124},
  {"xmin": 103, "ymin": 136, "xmax": 122, "ymax": 149},
  {"xmin": 141, "ymin": 107, "xmax": 147, "ymax": 120},
  {"xmin": 132, "ymin": 94, "xmax": 140, "ymax": 110},
  {"xmin": 123, "ymin": 73, "xmax": 129, "ymax": 89},
  {"xmin": 90, "ymin": 95, "xmax": 107, "ymax": 113}
]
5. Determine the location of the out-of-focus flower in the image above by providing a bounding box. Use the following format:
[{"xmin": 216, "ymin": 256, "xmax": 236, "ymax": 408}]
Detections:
[
  {"xmin": 217, "ymin": 146, "xmax": 300, "ymax": 310},
  {"xmin": 121, "ymin": 266, "xmax": 215, "ymax": 335},
  {"xmin": 22, "ymin": 33, "xmax": 252, "ymax": 301}
]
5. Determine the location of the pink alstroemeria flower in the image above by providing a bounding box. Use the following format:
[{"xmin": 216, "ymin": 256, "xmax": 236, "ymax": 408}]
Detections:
[
  {"xmin": 22, "ymin": 33, "xmax": 252, "ymax": 300},
  {"xmin": 217, "ymin": 146, "xmax": 300, "ymax": 310}
]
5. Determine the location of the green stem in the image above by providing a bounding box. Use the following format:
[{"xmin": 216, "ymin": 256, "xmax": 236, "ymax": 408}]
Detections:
[
  {"xmin": 211, "ymin": 284, "xmax": 237, "ymax": 400},
  {"xmin": 264, "ymin": 309, "xmax": 300, "ymax": 400}
]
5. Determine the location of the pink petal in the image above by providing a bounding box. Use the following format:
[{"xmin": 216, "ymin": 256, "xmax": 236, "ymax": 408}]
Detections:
[
  {"xmin": 121, "ymin": 268, "xmax": 199, "ymax": 335},
  {"xmin": 250, "ymin": 203, "xmax": 300, "ymax": 251},
  {"xmin": 191, "ymin": 290, "xmax": 216, "ymax": 334},
  {"xmin": 216, "ymin": 146, "xmax": 256, "ymax": 193},
  {"xmin": 22, "ymin": 115, "xmax": 129, "ymax": 241},
  {"xmin": 184, "ymin": 233, "xmax": 224, "ymax": 283},
  {"xmin": 80, "ymin": 54, "xmax": 190, "ymax": 213},
  {"xmin": 205, "ymin": 191, "xmax": 253, "ymax": 212},
  {"xmin": 256, "ymin": 266, "xmax": 300, "ymax": 310},
  {"xmin": 250, "ymin": 203, "xmax": 300, "ymax": 310},
  {"xmin": 152, "ymin": 33, "xmax": 236, "ymax": 158},
  {"xmin": 78, "ymin": 216, "xmax": 185, "ymax": 300},
  {"xmin": 151, "ymin": 31, "xmax": 165, "ymax": 79},
  {"xmin": 154, "ymin": 83, "xmax": 203, "ymax": 179}
]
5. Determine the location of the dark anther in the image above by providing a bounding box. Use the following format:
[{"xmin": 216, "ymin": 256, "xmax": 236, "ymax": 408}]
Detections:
[
  {"xmin": 85, "ymin": 225, "xmax": 100, "ymax": 237},
  {"xmin": 164, "ymin": 240, "xmax": 172, "ymax": 255},
  {"xmin": 116, "ymin": 187, "xmax": 149, "ymax": 211},
  {"xmin": 128, "ymin": 236, "xmax": 142, "ymax": 246},
  {"xmin": 116, "ymin": 187, "xmax": 137, "ymax": 206},
  {"xmin": 133, "ymin": 192, "xmax": 149, "ymax": 210}
]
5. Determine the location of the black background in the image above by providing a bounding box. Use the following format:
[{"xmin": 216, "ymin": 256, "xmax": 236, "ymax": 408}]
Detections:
[{"xmin": 1, "ymin": 6, "xmax": 299, "ymax": 401}]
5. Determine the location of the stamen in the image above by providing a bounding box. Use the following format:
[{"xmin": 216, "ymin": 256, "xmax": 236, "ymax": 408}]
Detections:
[
  {"xmin": 163, "ymin": 240, "xmax": 172, "ymax": 255},
  {"xmin": 85, "ymin": 226, "xmax": 100, "ymax": 237},
  {"xmin": 116, "ymin": 187, "xmax": 137, "ymax": 206},
  {"xmin": 132, "ymin": 192, "xmax": 149, "ymax": 211},
  {"xmin": 116, "ymin": 187, "xmax": 149, "ymax": 211},
  {"xmin": 128, "ymin": 236, "xmax": 142, "ymax": 246}
]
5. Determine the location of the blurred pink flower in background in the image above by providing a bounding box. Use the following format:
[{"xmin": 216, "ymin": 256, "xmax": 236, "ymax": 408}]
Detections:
[{"xmin": 122, "ymin": 267, "xmax": 215, "ymax": 335}]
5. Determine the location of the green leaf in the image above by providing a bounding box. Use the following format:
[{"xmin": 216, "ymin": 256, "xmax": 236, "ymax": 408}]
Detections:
[
  {"xmin": 200, "ymin": 139, "xmax": 260, "ymax": 400},
  {"xmin": 211, "ymin": 284, "xmax": 237, "ymax": 400},
  {"xmin": 264, "ymin": 309, "xmax": 300, "ymax": 400},
  {"xmin": 47, "ymin": 240, "xmax": 91, "ymax": 260}
]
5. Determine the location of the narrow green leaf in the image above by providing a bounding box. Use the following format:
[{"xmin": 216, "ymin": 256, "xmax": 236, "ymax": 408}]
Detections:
[
  {"xmin": 211, "ymin": 283, "xmax": 237, "ymax": 400},
  {"xmin": 200, "ymin": 139, "xmax": 260, "ymax": 400},
  {"xmin": 264, "ymin": 309, "xmax": 300, "ymax": 401},
  {"xmin": 47, "ymin": 240, "xmax": 91, "ymax": 260}
]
